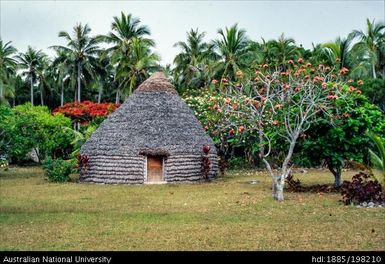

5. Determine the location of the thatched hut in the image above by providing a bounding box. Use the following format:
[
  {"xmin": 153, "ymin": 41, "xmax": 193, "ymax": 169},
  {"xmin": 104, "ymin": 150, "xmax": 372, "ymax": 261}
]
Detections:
[{"xmin": 80, "ymin": 72, "xmax": 218, "ymax": 184}]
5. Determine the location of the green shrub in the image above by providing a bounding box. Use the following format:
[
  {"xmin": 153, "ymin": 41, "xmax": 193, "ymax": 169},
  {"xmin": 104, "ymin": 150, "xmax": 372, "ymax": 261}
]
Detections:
[
  {"xmin": 359, "ymin": 78, "xmax": 385, "ymax": 112},
  {"xmin": 295, "ymin": 90, "xmax": 385, "ymax": 186},
  {"xmin": 0, "ymin": 105, "xmax": 14, "ymax": 161},
  {"xmin": 2, "ymin": 103, "xmax": 73, "ymax": 163},
  {"xmin": 42, "ymin": 157, "xmax": 73, "ymax": 182},
  {"xmin": 228, "ymin": 156, "xmax": 251, "ymax": 170}
]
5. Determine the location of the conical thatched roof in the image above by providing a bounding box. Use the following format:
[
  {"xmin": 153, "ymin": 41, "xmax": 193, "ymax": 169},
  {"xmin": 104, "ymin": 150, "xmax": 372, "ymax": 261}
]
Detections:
[
  {"xmin": 82, "ymin": 73, "xmax": 213, "ymax": 155},
  {"xmin": 81, "ymin": 72, "xmax": 217, "ymax": 164}
]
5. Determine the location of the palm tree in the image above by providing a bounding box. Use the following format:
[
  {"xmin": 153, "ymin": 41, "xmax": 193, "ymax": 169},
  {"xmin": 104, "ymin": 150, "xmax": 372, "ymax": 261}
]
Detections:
[
  {"xmin": 214, "ymin": 24, "xmax": 248, "ymax": 80},
  {"xmin": 173, "ymin": 28, "xmax": 218, "ymax": 89},
  {"xmin": 367, "ymin": 131, "xmax": 385, "ymax": 190},
  {"xmin": 51, "ymin": 49, "xmax": 76, "ymax": 106},
  {"xmin": 352, "ymin": 19, "xmax": 385, "ymax": 78},
  {"xmin": 321, "ymin": 35, "xmax": 354, "ymax": 69},
  {"xmin": 36, "ymin": 56, "xmax": 51, "ymax": 106},
  {"xmin": 16, "ymin": 46, "xmax": 46, "ymax": 106},
  {"xmin": 262, "ymin": 33, "xmax": 300, "ymax": 68},
  {"xmin": 0, "ymin": 40, "xmax": 17, "ymax": 105},
  {"xmin": 99, "ymin": 12, "xmax": 155, "ymax": 102},
  {"xmin": 99, "ymin": 12, "xmax": 153, "ymax": 58},
  {"xmin": 240, "ymin": 40, "xmax": 264, "ymax": 67},
  {"xmin": 51, "ymin": 23, "xmax": 100, "ymax": 102},
  {"xmin": 115, "ymin": 38, "xmax": 160, "ymax": 102},
  {"xmin": 93, "ymin": 52, "xmax": 114, "ymax": 103},
  {"xmin": 272, "ymin": 34, "xmax": 298, "ymax": 64}
]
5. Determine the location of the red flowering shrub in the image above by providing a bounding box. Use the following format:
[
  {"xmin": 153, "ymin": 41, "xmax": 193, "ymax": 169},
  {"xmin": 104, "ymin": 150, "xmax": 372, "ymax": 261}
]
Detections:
[{"xmin": 53, "ymin": 101, "xmax": 120, "ymax": 125}]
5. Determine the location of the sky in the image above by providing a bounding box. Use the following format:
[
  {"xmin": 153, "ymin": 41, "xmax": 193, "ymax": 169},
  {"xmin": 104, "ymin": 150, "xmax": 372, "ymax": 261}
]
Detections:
[{"xmin": 1, "ymin": 0, "xmax": 384, "ymax": 66}]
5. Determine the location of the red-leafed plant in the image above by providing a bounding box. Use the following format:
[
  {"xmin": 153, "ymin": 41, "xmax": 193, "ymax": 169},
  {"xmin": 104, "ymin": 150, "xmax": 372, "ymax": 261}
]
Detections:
[
  {"xmin": 53, "ymin": 101, "xmax": 120, "ymax": 125},
  {"xmin": 77, "ymin": 154, "xmax": 90, "ymax": 175},
  {"xmin": 341, "ymin": 172, "xmax": 385, "ymax": 205},
  {"xmin": 202, "ymin": 145, "xmax": 211, "ymax": 181},
  {"xmin": 219, "ymin": 158, "xmax": 228, "ymax": 177}
]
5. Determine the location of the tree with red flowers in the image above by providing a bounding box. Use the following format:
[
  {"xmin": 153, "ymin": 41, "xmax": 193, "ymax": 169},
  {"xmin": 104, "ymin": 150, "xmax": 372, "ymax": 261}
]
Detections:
[
  {"xmin": 220, "ymin": 59, "xmax": 350, "ymax": 201},
  {"xmin": 53, "ymin": 101, "xmax": 119, "ymax": 126}
]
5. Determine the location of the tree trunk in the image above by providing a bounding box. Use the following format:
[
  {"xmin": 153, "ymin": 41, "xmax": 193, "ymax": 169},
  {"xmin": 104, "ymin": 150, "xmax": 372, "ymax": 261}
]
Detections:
[
  {"xmin": 30, "ymin": 78, "xmax": 34, "ymax": 106},
  {"xmin": 77, "ymin": 62, "xmax": 81, "ymax": 102},
  {"xmin": 272, "ymin": 176, "xmax": 284, "ymax": 201},
  {"xmin": 0, "ymin": 83, "xmax": 3, "ymax": 102},
  {"xmin": 327, "ymin": 162, "xmax": 342, "ymax": 187},
  {"xmin": 34, "ymin": 147, "xmax": 40, "ymax": 164},
  {"xmin": 98, "ymin": 85, "xmax": 102, "ymax": 103},
  {"xmin": 372, "ymin": 63, "xmax": 377, "ymax": 79},
  {"xmin": 40, "ymin": 86, "xmax": 44, "ymax": 105},
  {"xmin": 115, "ymin": 89, "xmax": 120, "ymax": 104},
  {"xmin": 334, "ymin": 171, "xmax": 342, "ymax": 187},
  {"xmin": 61, "ymin": 82, "xmax": 64, "ymax": 107}
]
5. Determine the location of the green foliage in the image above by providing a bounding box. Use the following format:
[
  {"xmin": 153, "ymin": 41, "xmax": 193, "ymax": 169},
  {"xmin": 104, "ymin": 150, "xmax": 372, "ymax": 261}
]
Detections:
[
  {"xmin": 66, "ymin": 123, "xmax": 98, "ymax": 158},
  {"xmin": 367, "ymin": 131, "xmax": 385, "ymax": 188},
  {"xmin": 228, "ymin": 156, "xmax": 251, "ymax": 170},
  {"xmin": 296, "ymin": 89, "xmax": 385, "ymax": 179},
  {"xmin": 42, "ymin": 157, "xmax": 73, "ymax": 182},
  {"xmin": 0, "ymin": 40, "xmax": 18, "ymax": 105},
  {"xmin": 97, "ymin": 12, "xmax": 159, "ymax": 101},
  {"xmin": 2, "ymin": 103, "xmax": 73, "ymax": 163},
  {"xmin": 184, "ymin": 90, "xmax": 256, "ymax": 166},
  {"xmin": 0, "ymin": 105, "xmax": 14, "ymax": 160},
  {"xmin": 359, "ymin": 78, "xmax": 385, "ymax": 112}
]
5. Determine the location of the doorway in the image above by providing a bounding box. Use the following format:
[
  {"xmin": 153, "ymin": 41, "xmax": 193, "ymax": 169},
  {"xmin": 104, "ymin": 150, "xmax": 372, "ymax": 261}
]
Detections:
[{"xmin": 146, "ymin": 156, "xmax": 164, "ymax": 183}]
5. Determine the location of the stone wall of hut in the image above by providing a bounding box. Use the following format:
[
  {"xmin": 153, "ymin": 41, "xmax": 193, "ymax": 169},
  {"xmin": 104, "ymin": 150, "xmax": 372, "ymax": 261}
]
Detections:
[
  {"xmin": 80, "ymin": 153, "xmax": 218, "ymax": 184},
  {"xmin": 80, "ymin": 155, "xmax": 145, "ymax": 184}
]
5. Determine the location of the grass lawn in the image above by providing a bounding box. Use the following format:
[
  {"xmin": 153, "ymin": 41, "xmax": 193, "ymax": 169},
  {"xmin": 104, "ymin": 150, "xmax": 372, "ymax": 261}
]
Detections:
[{"xmin": 0, "ymin": 166, "xmax": 384, "ymax": 251}]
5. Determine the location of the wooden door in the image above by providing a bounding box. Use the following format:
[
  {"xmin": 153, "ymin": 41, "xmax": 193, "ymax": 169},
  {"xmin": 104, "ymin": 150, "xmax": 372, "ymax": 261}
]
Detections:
[{"xmin": 147, "ymin": 156, "xmax": 163, "ymax": 182}]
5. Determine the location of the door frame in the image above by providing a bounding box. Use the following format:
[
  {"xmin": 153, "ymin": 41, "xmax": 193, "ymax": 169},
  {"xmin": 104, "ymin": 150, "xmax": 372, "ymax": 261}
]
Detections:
[{"xmin": 144, "ymin": 156, "xmax": 165, "ymax": 183}]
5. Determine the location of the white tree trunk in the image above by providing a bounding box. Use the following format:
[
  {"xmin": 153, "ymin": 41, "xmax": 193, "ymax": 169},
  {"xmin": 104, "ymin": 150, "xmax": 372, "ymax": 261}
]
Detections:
[
  {"xmin": 372, "ymin": 63, "xmax": 377, "ymax": 79},
  {"xmin": 272, "ymin": 176, "xmax": 285, "ymax": 201},
  {"xmin": 77, "ymin": 62, "xmax": 81, "ymax": 102},
  {"xmin": 115, "ymin": 90, "xmax": 120, "ymax": 104},
  {"xmin": 261, "ymin": 132, "xmax": 298, "ymax": 202},
  {"xmin": 30, "ymin": 78, "xmax": 34, "ymax": 106},
  {"xmin": 61, "ymin": 82, "xmax": 64, "ymax": 107}
]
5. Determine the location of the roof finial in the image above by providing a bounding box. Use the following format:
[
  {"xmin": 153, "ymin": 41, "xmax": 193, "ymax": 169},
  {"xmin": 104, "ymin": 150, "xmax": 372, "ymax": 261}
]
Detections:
[{"xmin": 135, "ymin": 72, "xmax": 177, "ymax": 94}]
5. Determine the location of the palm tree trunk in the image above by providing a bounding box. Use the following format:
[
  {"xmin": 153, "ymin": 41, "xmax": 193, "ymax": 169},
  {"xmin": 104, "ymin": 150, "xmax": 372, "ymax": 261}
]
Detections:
[
  {"xmin": 98, "ymin": 85, "xmax": 102, "ymax": 103},
  {"xmin": 30, "ymin": 77, "xmax": 34, "ymax": 106},
  {"xmin": 372, "ymin": 63, "xmax": 377, "ymax": 79},
  {"xmin": 77, "ymin": 62, "xmax": 81, "ymax": 102},
  {"xmin": 115, "ymin": 89, "xmax": 120, "ymax": 104},
  {"xmin": 0, "ymin": 83, "xmax": 3, "ymax": 102},
  {"xmin": 61, "ymin": 82, "xmax": 64, "ymax": 106},
  {"xmin": 40, "ymin": 86, "xmax": 44, "ymax": 105}
]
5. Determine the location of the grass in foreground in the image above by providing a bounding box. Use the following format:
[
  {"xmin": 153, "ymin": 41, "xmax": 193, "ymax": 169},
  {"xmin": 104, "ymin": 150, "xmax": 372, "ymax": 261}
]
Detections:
[{"xmin": 0, "ymin": 166, "xmax": 384, "ymax": 251}]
